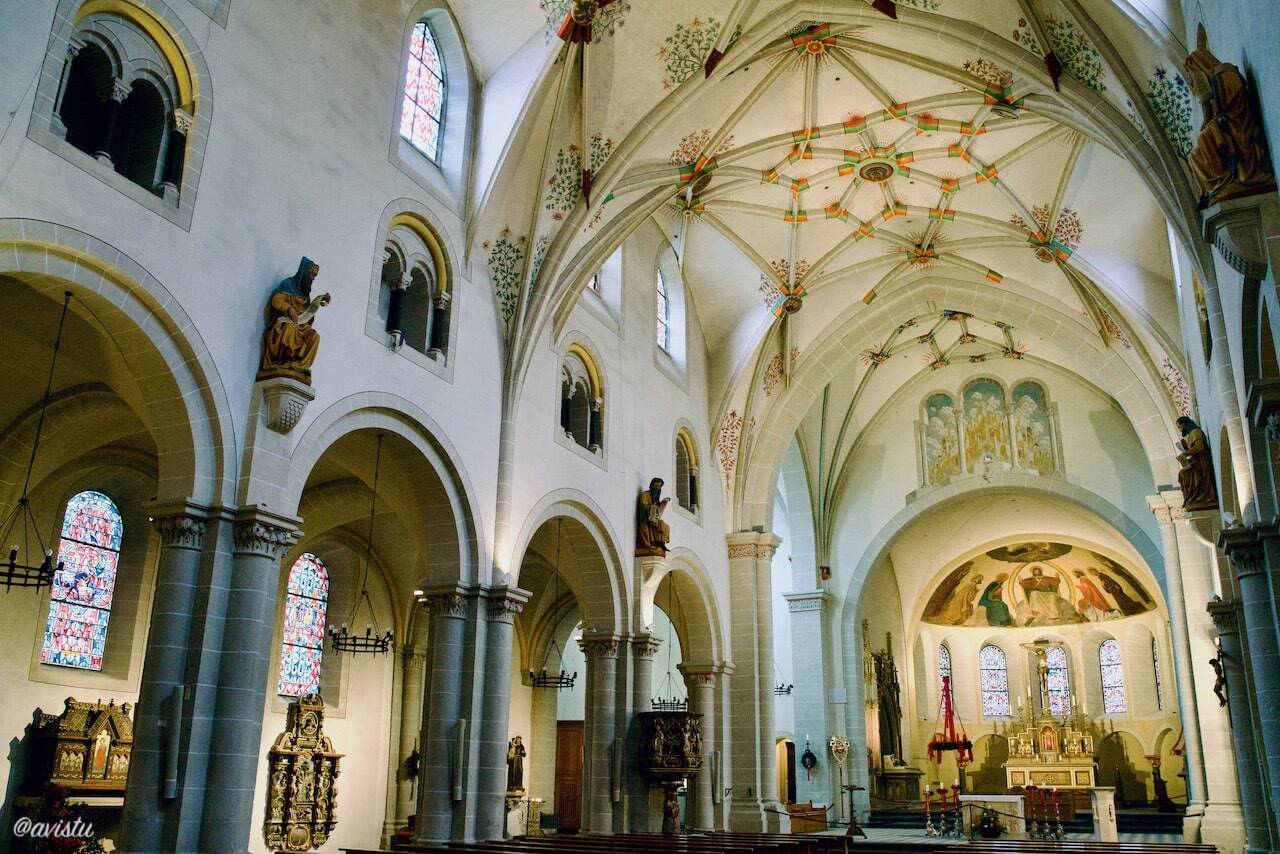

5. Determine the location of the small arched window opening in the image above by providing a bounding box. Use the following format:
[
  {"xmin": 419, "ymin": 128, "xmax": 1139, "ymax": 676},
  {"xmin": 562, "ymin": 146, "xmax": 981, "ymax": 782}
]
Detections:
[
  {"xmin": 278, "ymin": 553, "xmax": 330, "ymax": 697},
  {"xmin": 674, "ymin": 430, "xmax": 699, "ymax": 512},
  {"xmin": 938, "ymin": 643, "xmax": 952, "ymax": 692},
  {"xmin": 1100, "ymin": 639, "xmax": 1127, "ymax": 714},
  {"xmin": 560, "ymin": 348, "xmax": 603, "ymax": 454},
  {"xmin": 381, "ymin": 218, "xmax": 451, "ymax": 361},
  {"xmin": 656, "ymin": 268, "xmax": 672, "ymax": 351},
  {"xmin": 59, "ymin": 43, "xmax": 114, "ymax": 157},
  {"xmin": 113, "ymin": 79, "xmax": 168, "ymax": 189},
  {"xmin": 1045, "ymin": 645, "xmax": 1071, "ymax": 716},
  {"xmin": 979, "ymin": 644, "xmax": 1010, "ymax": 717},
  {"xmin": 1151, "ymin": 637, "xmax": 1163, "ymax": 712},
  {"xmin": 41, "ymin": 491, "xmax": 123, "ymax": 671},
  {"xmin": 400, "ymin": 20, "xmax": 446, "ymax": 162}
]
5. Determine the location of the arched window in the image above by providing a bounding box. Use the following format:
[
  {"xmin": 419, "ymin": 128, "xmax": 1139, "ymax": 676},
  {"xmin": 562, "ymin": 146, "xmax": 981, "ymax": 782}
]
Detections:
[
  {"xmin": 41, "ymin": 491, "xmax": 123, "ymax": 671},
  {"xmin": 560, "ymin": 347, "xmax": 603, "ymax": 454},
  {"xmin": 1100, "ymin": 639, "xmax": 1127, "ymax": 714},
  {"xmin": 979, "ymin": 644, "xmax": 1010, "ymax": 716},
  {"xmin": 1046, "ymin": 645, "xmax": 1071, "ymax": 716},
  {"xmin": 674, "ymin": 429, "xmax": 699, "ymax": 512},
  {"xmin": 1151, "ymin": 637, "xmax": 1163, "ymax": 711},
  {"xmin": 379, "ymin": 213, "xmax": 452, "ymax": 362},
  {"xmin": 656, "ymin": 268, "xmax": 671, "ymax": 351},
  {"xmin": 938, "ymin": 643, "xmax": 952, "ymax": 691},
  {"xmin": 278, "ymin": 553, "xmax": 330, "ymax": 697},
  {"xmin": 400, "ymin": 20, "xmax": 446, "ymax": 162}
]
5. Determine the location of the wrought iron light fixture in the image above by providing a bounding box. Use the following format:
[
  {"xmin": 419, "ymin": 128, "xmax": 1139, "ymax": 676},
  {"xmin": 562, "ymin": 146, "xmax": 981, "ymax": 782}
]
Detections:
[
  {"xmin": 1, "ymin": 292, "xmax": 73, "ymax": 591},
  {"xmin": 328, "ymin": 434, "xmax": 393, "ymax": 654},
  {"xmin": 530, "ymin": 519, "xmax": 577, "ymax": 689},
  {"xmin": 651, "ymin": 567, "xmax": 687, "ymax": 711}
]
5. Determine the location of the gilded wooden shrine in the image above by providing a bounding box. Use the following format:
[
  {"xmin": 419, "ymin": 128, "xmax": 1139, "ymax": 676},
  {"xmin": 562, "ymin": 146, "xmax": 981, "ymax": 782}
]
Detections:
[
  {"xmin": 26, "ymin": 698, "xmax": 133, "ymax": 795},
  {"xmin": 263, "ymin": 694, "xmax": 344, "ymax": 853}
]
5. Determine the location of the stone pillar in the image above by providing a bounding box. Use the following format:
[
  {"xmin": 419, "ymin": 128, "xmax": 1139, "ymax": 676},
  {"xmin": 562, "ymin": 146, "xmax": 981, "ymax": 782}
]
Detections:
[
  {"xmin": 428, "ymin": 291, "xmax": 451, "ymax": 358},
  {"xmin": 588, "ymin": 397, "xmax": 604, "ymax": 453},
  {"xmin": 1220, "ymin": 528, "xmax": 1280, "ymax": 837},
  {"xmin": 579, "ymin": 632, "xmax": 620, "ymax": 833},
  {"xmin": 198, "ymin": 509, "xmax": 297, "ymax": 853},
  {"xmin": 121, "ymin": 504, "xmax": 208, "ymax": 854},
  {"xmin": 784, "ymin": 590, "xmax": 832, "ymax": 809},
  {"xmin": 385, "ymin": 270, "xmax": 412, "ymax": 349},
  {"xmin": 1208, "ymin": 597, "xmax": 1275, "ymax": 853},
  {"xmin": 416, "ymin": 588, "xmax": 471, "ymax": 843},
  {"xmin": 626, "ymin": 632, "xmax": 662, "ymax": 831},
  {"xmin": 50, "ymin": 42, "xmax": 81, "ymax": 137},
  {"xmin": 680, "ymin": 663, "xmax": 721, "ymax": 831},
  {"xmin": 476, "ymin": 587, "xmax": 529, "ymax": 840},
  {"xmin": 725, "ymin": 532, "xmax": 784, "ymax": 831},
  {"xmin": 94, "ymin": 78, "xmax": 131, "ymax": 165},
  {"xmin": 158, "ymin": 108, "xmax": 192, "ymax": 202},
  {"xmin": 391, "ymin": 646, "xmax": 426, "ymax": 831}
]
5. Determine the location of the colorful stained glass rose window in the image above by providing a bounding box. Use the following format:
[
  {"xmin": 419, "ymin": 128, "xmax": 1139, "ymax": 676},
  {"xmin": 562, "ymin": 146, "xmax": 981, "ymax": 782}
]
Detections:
[
  {"xmin": 1100, "ymin": 638, "xmax": 1127, "ymax": 714},
  {"xmin": 277, "ymin": 553, "xmax": 329, "ymax": 697},
  {"xmin": 979, "ymin": 644, "xmax": 1010, "ymax": 716},
  {"xmin": 41, "ymin": 491, "xmax": 122, "ymax": 670},
  {"xmin": 1046, "ymin": 645, "xmax": 1071, "ymax": 716},
  {"xmin": 400, "ymin": 21, "xmax": 446, "ymax": 162}
]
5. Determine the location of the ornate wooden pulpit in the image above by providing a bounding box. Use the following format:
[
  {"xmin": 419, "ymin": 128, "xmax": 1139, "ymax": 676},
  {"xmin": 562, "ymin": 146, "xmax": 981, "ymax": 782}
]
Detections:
[{"xmin": 263, "ymin": 694, "xmax": 344, "ymax": 853}]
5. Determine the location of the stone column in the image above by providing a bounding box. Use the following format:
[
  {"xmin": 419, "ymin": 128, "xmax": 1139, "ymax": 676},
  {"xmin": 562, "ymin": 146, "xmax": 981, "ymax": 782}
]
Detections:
[
  {"xmin": 391, "ymin": 646, "xmax": 426, "ymax": 831},
  {"xmin": 784, "ymin": 590, "xmax": 832, "ymax": 809},
  {"xmin": 198, "ymin": 509, "xmax": 297, "ymax": 853},
  {"xmin": 679, "ymin": 663, "xmax": 721, "ymax": 831},
  {"xmin": 1208, "ymin": 597, "xmax": 1274, "ymax": 853},
  {"xmin": 476, "ymin": 587, "xmax": 529, "ymax": 840},
  {"xmin": 121, "ymin": 504, "xmax": 208, "ymax": 854},
  {"xmin": 94, "ymin": 78, "xmax": 131, "ymax": 165},
  {"xmin": 627, "ymin": 632, "xmax": 662, "ymax": 831},
  {"xmin": 158, "ymin": 108, "xmax": 192, "ymax": 203},
  {"xmin": 415, "ymin": 588, "xmax": 472, "ymax": 843},
  {"xmin": 579, "ymin": 632, "xmax": 620, "ymax": 833},
  {"xmin": 1220, "ymin": 528, "xmax": 1280, "ymax": 837},
  {"xmin": 726, "ymin": 532, "xmax": 783, "ymax": 831},
  {"xmin": 385, "ymin": 270, "xmax": 412, "ymax": 349},
  {"xmin": 428, "ymin": 291, "xmax": 451, "ymax": 357}
]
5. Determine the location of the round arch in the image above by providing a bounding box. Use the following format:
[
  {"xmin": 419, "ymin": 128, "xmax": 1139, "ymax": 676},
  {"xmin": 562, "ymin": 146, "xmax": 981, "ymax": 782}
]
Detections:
[{"xmin": 642, "ymin": 548, "xmax": 726, "ymax": 666}]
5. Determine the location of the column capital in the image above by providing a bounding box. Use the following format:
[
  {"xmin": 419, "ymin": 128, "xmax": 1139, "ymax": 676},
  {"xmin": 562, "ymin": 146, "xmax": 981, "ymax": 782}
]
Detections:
[
  {"xmin": 784, "ymin": 589, "xmax": 828, "ymax": 613},
  {"xmin": 422, "ymin": 584, "xmax": 471, "ymax": 619},
  {"xmin": 231, "ymin": 507, "xmax": 299, "ymax": 558},
  {"xmin": 726, "ymin": 530, "xmax": 782, "ymax": 560},
  {"xmin": 482, "ymin": 585, "xmax": 530, "ymax": 623},
  {"xmin": 147, "ymin": 499, "xmax": 211, "ymax": 550},
  {"xmin": 1219, "ymin": 526, "xmax": 1266, "ymax": 577},
  {"xmin": 578, "ymin": 631, "xmax": 621, "ymax": 659},
  {"xmin": 107, "ymin": 78, "xmax": 132, "ymax": 103},
  {"xmin": 630, "ymin": 632, "xmax": 663, "ymax": 659},
  {"xmin": 677, "ymin": 660, "xmax": 730, "ymax": 685},
  {"xmin": 433, "ymin": 290, "xmax": 452, "ymax": 309},
  {"xmin": 1206, "ymin": 597, "xmax": 1241, "ymax": 635},
  {"xmin": 171, "ymin": 108, "xmax": 194, "ymax": 134}
]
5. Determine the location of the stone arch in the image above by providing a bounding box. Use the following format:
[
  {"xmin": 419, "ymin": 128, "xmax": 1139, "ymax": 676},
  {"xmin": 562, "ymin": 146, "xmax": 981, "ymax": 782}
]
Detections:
[
  {"xmin": 642, "ymin": 548, "xmax": 725, "ymax": 666},
  {"xmin": 736, "ymin": 279, "xmax": 1180, "ymax": 534},
  {"xmin": 511, "ymin": 489, "xmax": 628, "ymax": 635},
  {"xmin": 0, "ymin": 220, "xmax": 235, "ymax": 505},
  {"xmin": 278, "ymin": 392, "xmax": 488, "ymax": 587}
]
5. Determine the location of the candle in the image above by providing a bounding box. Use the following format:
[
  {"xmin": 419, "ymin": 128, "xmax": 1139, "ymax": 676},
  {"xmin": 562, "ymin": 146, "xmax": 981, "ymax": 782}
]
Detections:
[{"xmin": 923, "ymin": 790, "xmax": 930, "ymax": 816}]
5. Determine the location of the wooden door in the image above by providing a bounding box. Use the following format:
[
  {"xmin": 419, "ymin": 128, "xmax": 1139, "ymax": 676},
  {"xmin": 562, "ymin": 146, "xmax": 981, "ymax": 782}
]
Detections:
[{"xmin": 554, "ymin": 721, "xmax": 584, "ymax": 831}]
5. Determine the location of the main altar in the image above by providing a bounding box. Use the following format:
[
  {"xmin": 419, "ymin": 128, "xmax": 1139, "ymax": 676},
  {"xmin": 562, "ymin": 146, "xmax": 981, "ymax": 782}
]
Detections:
[{"xmin": 1004, "ymin": 705, "xmax": 1096, "ymax": 791}]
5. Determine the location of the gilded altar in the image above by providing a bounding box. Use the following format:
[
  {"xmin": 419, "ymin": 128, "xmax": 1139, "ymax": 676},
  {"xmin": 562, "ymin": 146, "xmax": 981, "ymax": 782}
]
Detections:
[
  {"xmin": 1004, "ymin": 710, "xmax": 1096, "ymax": 790},
  {"xmin": 263, "ymin": 694, "xmax": 344, "ymax": 853},
  {"xmin": 26, "ymin": 698, "xmax": 133, "ymax": 795}
]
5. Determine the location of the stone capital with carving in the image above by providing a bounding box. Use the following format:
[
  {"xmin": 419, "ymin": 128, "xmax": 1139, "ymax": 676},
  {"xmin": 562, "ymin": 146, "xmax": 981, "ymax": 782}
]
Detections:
[
  {"xmin": 1218, "ymin": 526, "xmax": 1266, "ymax": 578},
  {"xmin": 677, "ymin": 661, "xmax": 727, "ymax": 688},
  {"xmin": 1202, "ymin": 194, "xmax": 1276, "ymax": 280},
  {"xmin": 725, "ymin": 531, "xmax": 782, "ymax": 561},
  {"xmin": 152, "ymin": 513, "xmax": 208, "ymax": 550},
  {"xmin": 1206, "ymin": 597, "xmax": 1240, "ymax": 634},
  {"xmin": 233, "ymin": 510, "xmax": 298, "ymax": 558},
  {"xmin": 785, "ymin": 589, "xmax": 828, "ymax": 613},
  {"xmin": 484, "ymin": 585, "xmax": 530, "ymax": 624},
  {"xmin": 171, "ymin": 108, "xmax": 194, "ymax": 134},
  {"xmin": 424, "ymin": 592, "xmax": 469, "ymax": 619},
  {"xmin": 578, "ymin": 632, "xmax": 621, "ymax": 660},
  {"xmin": 630, "ymin": 632, "xmax": 663, "ymax": 660},
  {"xmin": 107, "ymin": 78, "xmax": 132, "ymax": 103}
]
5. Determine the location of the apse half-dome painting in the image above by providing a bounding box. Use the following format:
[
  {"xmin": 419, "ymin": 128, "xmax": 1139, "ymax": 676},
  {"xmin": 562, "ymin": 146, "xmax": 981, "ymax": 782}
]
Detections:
[{"xmin": 921, "ymin": 541, "xmax": 1155, "ymax": 628}]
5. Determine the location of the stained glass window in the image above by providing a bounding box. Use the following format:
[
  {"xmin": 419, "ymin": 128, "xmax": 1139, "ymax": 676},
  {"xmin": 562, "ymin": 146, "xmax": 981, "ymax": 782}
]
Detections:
[
  {"xmin": 400, "ymin": 21, "xmax": 446, "ymax": 162},
  {"xmin": 1152, "ymin": 637, "xmax": 1163, "ymax": 711},
  {"xmin": 656, "ymin": 268, "xmax": 671, "ymax": 350},
  {"xmin": 1100, "ymin": 639, "xmax": 1127, "ymax": 714},
  {"xmin": 277, "ymin": 553, "xmax": 329, "ymax": 697},
  {"xmin": 1046, "ymin": 646, "xmax": 1071, "ymax": 716},
  {"xmin": 41, "ymin": 491, "xmax": 122, "ymax": 670},
  {"xmin": 938, "ymin": 644, "xmax": 952, "ymax": 692},
  {"xmin": 979, "ymin": 644, "xmax": 1010, "ymax": 716}
]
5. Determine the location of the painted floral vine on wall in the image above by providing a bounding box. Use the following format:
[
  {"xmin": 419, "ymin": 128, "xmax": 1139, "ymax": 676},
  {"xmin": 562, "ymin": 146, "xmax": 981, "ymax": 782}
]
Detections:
[
  {"xmin": 1146, "ymin": 67, "xmax": 1194, "ymax": 157},
  {"xmin": 763, "ymin": 347, "xmax": 801, "ymax": 396},
  {"xmin": 669, "ymin": 128, "xmax": 734, "ymax": 165},
  {"xmin": 1012, "ymin": 18, "xmax": 1041, "ymax": 55},
  {"xmin": 544, "ymin": 136, "xmax": 614, "ymax": 219},
  {"xmin": 1160, "ymin": 355, "xmax": 1193, "ymax": 417},
  {"xmin": 540, "ymin": 0, "xmax": 631, "ymax": 40},
  {"xmin": 484, "ymin": 229, "xmax": 526, "ymax": 323},
  {"xmin": 1044, "ymin": 15, "xmax": 1105, "ymax": 92},
  {"xmin": 1125, "ymin": 98, "xmax": 1155, "ymax": 147},
  {"xmin": 658, "ymin": 18, "xmax": 721, "ymax": 89},
  {"xmin": 1010, "ymin": 205, "xmax": 1085, "ymax": 250},
  {"xmin": 963, "ymin": 58, "xmax": 1008, "ymax": 87},
  {"xmin": 529, "ymin": 234, "xmax": 550, "ymax": 289},
  {"xmin": 1097, "ymin": 308, "xmax": 1133, "ymax": 349}
]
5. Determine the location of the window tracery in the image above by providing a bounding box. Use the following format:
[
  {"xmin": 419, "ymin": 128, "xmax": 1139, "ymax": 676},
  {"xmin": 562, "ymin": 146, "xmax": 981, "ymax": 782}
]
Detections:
[
  {"xmin": 41, "ymin": 491, "xmax": 123, "ymax": 671},
  {"xmin": 278, "ymin": 553, "xmax": 329, "ymax": 697},
  {"xmin": 401, "ymin": 21, "xmax": 446, "ymax": 162},
  {"xmin": 674, "ymin": 429, "xmax": 699, "ymax": 512}
]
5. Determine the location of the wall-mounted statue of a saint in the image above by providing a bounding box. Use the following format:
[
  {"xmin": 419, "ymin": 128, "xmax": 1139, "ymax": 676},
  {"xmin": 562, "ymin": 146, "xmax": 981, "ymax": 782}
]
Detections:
[
  {"xmin": 636, "ymin": 477, "xmax": 671, "ymax": 556},
  {"xmin": 506, "ymin": 736, "xmax": 526, "ymax": 793},
  {"xmin": 1176, "ymin": 416, "xmax": 1218, "ymax": 511},
  {"xmin": 1184, "ymin": 24, "xmax": 1275, "ymax": 209},
  {"xmin": 258, "ymin": 257, "xmax": 332, "ymax": 384}
]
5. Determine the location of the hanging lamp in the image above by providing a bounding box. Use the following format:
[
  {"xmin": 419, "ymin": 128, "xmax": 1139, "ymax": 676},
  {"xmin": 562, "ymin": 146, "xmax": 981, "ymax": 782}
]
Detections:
[
  {"xmin": 529, "ymin": 519, "xmax": 577, "ymax": 689},
  {"xmin": 328, "ymin": 434, "xmax": 394, "ymax": 654},
  {"xmin": 1, "ymin": 292, "xmax": 73, "ymax": 591},
  {"xmin": 652, "ymin": 569, "xmax": 687, "ymax": 711}
]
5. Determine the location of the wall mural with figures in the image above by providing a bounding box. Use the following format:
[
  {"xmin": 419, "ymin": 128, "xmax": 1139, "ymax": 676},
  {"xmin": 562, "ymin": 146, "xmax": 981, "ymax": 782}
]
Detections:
[{"xmin": 921, "ymin": 542, "xmax": 1155, "ymax": 628}]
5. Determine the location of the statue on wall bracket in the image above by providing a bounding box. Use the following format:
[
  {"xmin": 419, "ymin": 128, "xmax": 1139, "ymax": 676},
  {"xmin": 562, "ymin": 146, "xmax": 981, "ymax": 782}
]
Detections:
[
  {"xmin": 635, "ymin": 477, "xmax": 671, "ymax": 556},
  {"xmin": 1184, "ymin": 24, "xmax": 1276, "ymax": 210},
  {"xmin": 258, "ymin": 257, "xmax": 331, "ymax": 385},
  {"xmin": 1176, "ymin": 416, "xmax": 1219, "ymax": 511}
]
